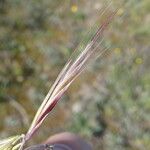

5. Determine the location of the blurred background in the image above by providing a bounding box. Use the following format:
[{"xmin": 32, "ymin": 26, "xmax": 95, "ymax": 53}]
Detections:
[{"xmin": 0, "ymin": 0, "xmax": 150, "ymax": 149}]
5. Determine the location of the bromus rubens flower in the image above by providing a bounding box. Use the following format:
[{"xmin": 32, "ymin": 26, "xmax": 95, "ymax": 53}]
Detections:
[{"xmin": 0, "ymin": 6, "xmax": 118, "ymax": 150}]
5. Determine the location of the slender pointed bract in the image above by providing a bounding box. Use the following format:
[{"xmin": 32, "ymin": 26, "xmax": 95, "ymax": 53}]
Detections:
[
  {"xmin": 25, "ymin": 10, "xmax": 118, "ymax": 143},
  {"xmin": 0, "ymin": 135, "xmax": 25, "ymax": 150}
]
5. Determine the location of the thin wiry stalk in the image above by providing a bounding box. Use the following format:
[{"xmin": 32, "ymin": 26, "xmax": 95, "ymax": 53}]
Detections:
[{"xmin": 24, "ymin": 8, "xmax": 118, "ymax": 145}]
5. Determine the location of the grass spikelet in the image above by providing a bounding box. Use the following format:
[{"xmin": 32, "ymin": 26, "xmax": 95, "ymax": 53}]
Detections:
[{"xmin": 25, "ymin": 9, "xmax": 118, "ymax": 142}]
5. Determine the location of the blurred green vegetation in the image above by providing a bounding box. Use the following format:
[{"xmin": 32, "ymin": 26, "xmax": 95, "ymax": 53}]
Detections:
[{"xmin": 0, "ymin": 0, "xmax": 150, "ymax": 149}]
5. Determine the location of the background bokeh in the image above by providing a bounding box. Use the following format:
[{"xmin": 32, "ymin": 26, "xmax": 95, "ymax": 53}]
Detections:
[{"xmin": 0, "ymin": 0, "xmax": 150, "ymax": 149}]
